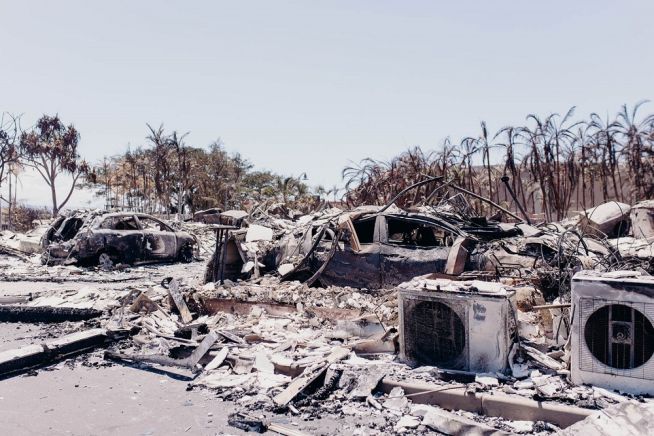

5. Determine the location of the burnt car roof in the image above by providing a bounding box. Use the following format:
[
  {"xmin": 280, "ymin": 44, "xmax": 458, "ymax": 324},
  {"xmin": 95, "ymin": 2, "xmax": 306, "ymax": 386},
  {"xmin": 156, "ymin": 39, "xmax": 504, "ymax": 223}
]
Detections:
[
  {"xmin": 343, "ymin": 205, "xmax": 467, "ymax": 234},
  {"xmin": 92, "ymin": 212, "xmax": 174, "ymax": 222},
  {"xmin": 349, "ymin": 207, "xmax": 520, "ymax": 241},
  {"xmin": 97, "ymin": 212, "xmax": 153, "ymax": 218}
]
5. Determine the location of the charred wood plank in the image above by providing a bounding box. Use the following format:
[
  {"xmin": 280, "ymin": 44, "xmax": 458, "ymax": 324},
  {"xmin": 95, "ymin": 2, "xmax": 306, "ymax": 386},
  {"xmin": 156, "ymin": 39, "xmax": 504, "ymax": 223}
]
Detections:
[
  {"xmin": 273, "ymin": 347, "xmax": 349, "ymax": 406},
  {"xmin": 174, "ymin": 323, "xmax": 209, "ymax": 340},
  {"xmin": 0, "ymin": 305, "xmax": 103, "ymax": 323},
  {"xmin": 0, "ymin": 328, "xmax": 109, "ymax": 377},
  {"xmin": 104, "ymin": 350, "xmax": 193, "ymax": 369},
  {"xmin": 167, "ymin": 279, "xmax": 193, "ymax": 323},
  {"xmin": 188, "ymin": 330, "xmax": 221, "ymax": 366},
  {"xmin": 105, "ymin": 330, "xmax": 221, "ymax": 373},
  {"xmin": 0, "ymin": 295, "xmax": 34, "ymax": 305}
]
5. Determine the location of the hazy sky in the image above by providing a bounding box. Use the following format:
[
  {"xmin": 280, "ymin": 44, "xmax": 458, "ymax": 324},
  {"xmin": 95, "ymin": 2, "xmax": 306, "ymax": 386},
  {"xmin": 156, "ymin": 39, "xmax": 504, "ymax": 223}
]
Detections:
[{"xmin": 1, "ymin": 0, "xmax": 653, "ymax": 208}]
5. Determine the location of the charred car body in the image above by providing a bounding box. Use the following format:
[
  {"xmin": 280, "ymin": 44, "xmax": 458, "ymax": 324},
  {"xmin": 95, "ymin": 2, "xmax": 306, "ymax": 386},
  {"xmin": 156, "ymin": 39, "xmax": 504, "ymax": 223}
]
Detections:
[
  {"xmin": 206, "ymin": 196, "xmax": 614, "ymax": 294},
  {"xmin": 42, "ymin": 211, "xmax": 196, "ymax": 267},
  {"xmin": 204, "ymin": 202, "xmax": 518, "ymax": 288},
  {"xmin": 282, "ymin": 205, "xmax": 522, "ymax": 288}
]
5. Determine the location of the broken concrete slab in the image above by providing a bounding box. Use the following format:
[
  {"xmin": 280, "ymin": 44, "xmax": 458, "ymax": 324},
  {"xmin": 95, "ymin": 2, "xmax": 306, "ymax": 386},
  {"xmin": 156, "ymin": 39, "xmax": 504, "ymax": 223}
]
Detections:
[
  {"xmin": 348, "ymin": 366, "xmax": 386, "ymax": 400},
  {"xmin": 383, "ymin": 386, "xmax": 409, "ymax": 414},
  {"xmin": 245, "ymin": 224, "xmax": 273, "ymax": 242},
  {"xmin": 412, "ymin": 404, "xmax": 509, "ymax": 435},
  {"xmin": 580, "ymin": 201, "xmax": 631, "ymax": 237},
  {"xmin": 277, "ymin": 263, "xmax": 295, "ymax": 276},
  {"xmin": 381, "ymin": 378, "xmax": 594, "ymax": 429},
  {"xmin": 559, "ymin": 401, "xmax": 654, "ymax": 436},
  {"xmin": 631, "ymin": 200, "xmax": 654, "ymax": 239}
]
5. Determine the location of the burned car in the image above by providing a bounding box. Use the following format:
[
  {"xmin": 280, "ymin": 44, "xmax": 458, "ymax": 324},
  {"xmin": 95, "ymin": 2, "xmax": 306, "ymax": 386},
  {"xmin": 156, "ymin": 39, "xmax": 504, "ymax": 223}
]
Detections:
[
  {"xmin": 42, "ymin": 211, "xmax": 196, "ymax": 267},
  {"xmin": 205, "ymin": 194, "xmax": 613, "ymax": 293},
  {"xmin": 205, "ymin": 202, "xmax": 523, "ymax": 289},
  {"xmin": 282, "ymin": 205, "xmax": 521, "ymax": 288}
]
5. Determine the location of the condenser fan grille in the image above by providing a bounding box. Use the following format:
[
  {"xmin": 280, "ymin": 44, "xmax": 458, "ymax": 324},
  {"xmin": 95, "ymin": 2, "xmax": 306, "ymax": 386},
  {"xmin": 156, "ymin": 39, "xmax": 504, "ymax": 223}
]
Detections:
[
  {"xmin": 407, "ymin": 300, "xmax": 466, "ymax": 367},
  {"xmin": 584, "ymin": 303, "xmax": 654, "ymax": 370}
]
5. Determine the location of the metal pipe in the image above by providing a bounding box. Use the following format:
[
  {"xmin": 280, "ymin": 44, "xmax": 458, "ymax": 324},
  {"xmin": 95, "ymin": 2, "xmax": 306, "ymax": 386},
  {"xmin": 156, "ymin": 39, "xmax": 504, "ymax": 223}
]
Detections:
[
  {"xmin": 422, "ymin": 181, "xmax": 452, "ymax": 205},
  {"xmin": 532, "ymin": 303, "xmax": 572, "ymax": 310},
  {"xmin": 378, "ymin": 176, "xmax": 444, "ymax": 213},
  {"xmin": 447, "ymin": 183, "xmax": 525, "ymax": 223}
]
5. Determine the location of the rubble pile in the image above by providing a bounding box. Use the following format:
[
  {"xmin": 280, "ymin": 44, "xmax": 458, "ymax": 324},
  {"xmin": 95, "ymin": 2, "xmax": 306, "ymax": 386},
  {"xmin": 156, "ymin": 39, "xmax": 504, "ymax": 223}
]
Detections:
[
  {"xmin": 0, "ymin": 253, "xmax": 148, "ymax": 283},
  {"xmin": 0, "ymin": 269, "xmax": 640, "ymax": 434},
  {"xmin": 178, "ymin": 221, "xmax": 219, "ymax": 256},
  {"xmin": 199, "ymin": 276, "xmax": 398, "ymax": 324}
]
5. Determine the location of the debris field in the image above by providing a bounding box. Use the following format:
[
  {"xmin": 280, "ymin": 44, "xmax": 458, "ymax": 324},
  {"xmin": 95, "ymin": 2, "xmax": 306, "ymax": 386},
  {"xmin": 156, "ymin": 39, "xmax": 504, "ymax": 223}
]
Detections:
[{"xmin": 1, "ymin": 195, "xmax": 654, "ymax": 435}]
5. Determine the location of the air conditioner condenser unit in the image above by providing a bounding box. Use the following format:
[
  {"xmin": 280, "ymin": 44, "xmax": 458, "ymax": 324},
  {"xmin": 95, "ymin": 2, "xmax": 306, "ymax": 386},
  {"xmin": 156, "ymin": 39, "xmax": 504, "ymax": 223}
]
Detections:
[
  {"xmin": 398, "ymin": 276, "xmax": 516, "ymax": 373},
  {"xmin": 571, "ymin": 271, "xmax": 654, "ymax": 395}
]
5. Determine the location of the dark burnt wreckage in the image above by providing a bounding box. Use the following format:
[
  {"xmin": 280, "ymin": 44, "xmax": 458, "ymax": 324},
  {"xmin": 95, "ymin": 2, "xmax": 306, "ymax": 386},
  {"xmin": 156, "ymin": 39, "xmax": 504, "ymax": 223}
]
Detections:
[
  {"xmin": 41, "ymin": 211, "xmax": 197, "ymax": 267},
  {"xmin": 204, "ymin": 178, "xmax": 617, "ymax": 298}
]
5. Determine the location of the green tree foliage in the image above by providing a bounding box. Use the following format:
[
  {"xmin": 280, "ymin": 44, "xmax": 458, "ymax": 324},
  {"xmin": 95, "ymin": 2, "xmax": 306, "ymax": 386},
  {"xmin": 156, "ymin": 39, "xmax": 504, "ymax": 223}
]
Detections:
[
  {"xmin": 88, "ymin": 126, "xmax": 313, "ymax": 215},
  {"xmin": 19, "ymin": 115, "xmax": 88, "ymax": 215}
]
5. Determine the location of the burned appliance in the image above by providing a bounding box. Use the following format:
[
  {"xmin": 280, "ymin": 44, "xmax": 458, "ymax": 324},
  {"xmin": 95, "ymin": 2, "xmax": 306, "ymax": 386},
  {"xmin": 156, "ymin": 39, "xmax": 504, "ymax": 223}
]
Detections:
[
  {"xmin": 571, "ymin": 271, "xmax": 654, "ymax": 395},
  {"xmin": 398, "ymin": 276, "xmax": 516, "ymax": 373}
]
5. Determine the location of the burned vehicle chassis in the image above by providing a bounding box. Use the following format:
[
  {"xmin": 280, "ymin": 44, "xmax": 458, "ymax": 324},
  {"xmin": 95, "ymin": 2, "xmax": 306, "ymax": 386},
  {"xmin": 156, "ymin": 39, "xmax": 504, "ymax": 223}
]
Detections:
[
  {"xmin": 207, "ymin": 204, "xmax": 522, "ymax": 289},
  {"xmin": 42, "ymin": 211, "xmax": 197, "ymax": 267}
]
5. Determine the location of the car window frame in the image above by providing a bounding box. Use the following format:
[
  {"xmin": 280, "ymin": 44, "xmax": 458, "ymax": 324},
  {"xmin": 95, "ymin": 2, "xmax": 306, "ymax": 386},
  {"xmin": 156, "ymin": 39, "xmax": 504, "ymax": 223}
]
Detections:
[
  {"xmin": 136, "ymin": 215, "xmax": 173, "ymax": 233},
  {"xmin": 381, "ymin": 215, "xmax": 454, "ymax": 248},
  {"xmin": 98, "ymin": 215, "xmax": 141, "ymax": 232},
  {"xmin": 351, "ymin": 216, "xmax": 378, "ymax": 245}
]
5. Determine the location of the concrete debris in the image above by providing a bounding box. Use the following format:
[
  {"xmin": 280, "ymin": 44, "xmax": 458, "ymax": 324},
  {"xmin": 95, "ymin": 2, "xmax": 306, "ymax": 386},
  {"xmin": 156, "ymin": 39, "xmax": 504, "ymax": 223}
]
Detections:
[
  {"xmin": 394, "ymin": 414, "xmax": 420, "ymax": 430},
  {"xmin": 631, "ymin": 200, "xmax": 654, "ymax": 239},
  {"xmin": 383, "ymin": 386, "xmax": 410, "ymax": 415},
  {"xmin": 476, "ymin": 375, "xmax": 500, "ymax": 387},
  {"xmin": 579, "ymin": 201, "xmax": 631, "ymax": 237},
  {"xmin": 3, "ymin": 198, "xmax": 654, "ymax": 434},
  {"xmin": 348, "ymin": 366, "xmax": 386, "ymax": 400},
  {"xmin": 245, "ymin": 224, "xmax": 274, "ymax": 242},
  {"xmin": 412, "ymin": 404, "xmax": 509, "ymax": 435},
  {"xmin": 559, "ymin": 401, "xmax": 654, "ymax": 436}
]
